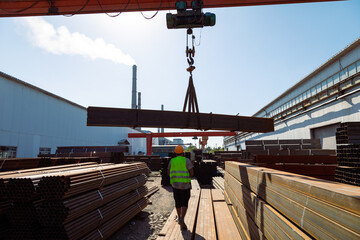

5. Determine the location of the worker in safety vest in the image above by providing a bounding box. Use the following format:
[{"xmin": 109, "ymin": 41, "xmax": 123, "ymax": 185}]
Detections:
[{"xmin": 168, "ymin": 145, "xmax": 194, "ymax": 230}]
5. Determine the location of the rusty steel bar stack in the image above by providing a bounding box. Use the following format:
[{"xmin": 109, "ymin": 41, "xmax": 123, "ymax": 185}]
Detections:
[
  {"xmin": 1, "ymin": 162, "xmax": 150, "ymax": 239},
  {"xmin": 0, "ymin": 163, "xmax": 105, "ymax": 238},
  {"xmin": 0, "ymin": 156, "xmax": 100, "ymax": 171}
]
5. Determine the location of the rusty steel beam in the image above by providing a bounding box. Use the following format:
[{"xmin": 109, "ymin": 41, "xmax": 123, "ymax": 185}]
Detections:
[
  {"xmin": 0, "ymin": 0, "xmax": 343, "ymax": 17},
  {"xmin": 87, "ymin": 107, "xmax": 274, "ymax": 132}
]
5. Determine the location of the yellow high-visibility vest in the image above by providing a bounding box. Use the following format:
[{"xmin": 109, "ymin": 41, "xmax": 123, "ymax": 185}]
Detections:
[{"xmin": 169, "ymin": 156, "xmax": 191, "ymax": 184}]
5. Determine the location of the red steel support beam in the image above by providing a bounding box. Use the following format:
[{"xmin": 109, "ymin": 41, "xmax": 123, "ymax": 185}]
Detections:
[
  {"xmin": 0, "ymin": 0, "xmax": 342, "ymax": 17},
  {"xmin": 129, "ymin": 131, "xmax": 236, "ymax": 155},
  {"xmin": 146, "ymin": 134, "xmax": 152, "ymax": 155}
]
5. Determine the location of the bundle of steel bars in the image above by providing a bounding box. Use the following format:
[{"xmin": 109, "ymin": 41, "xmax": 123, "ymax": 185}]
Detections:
[
  {"xmin": 124, "ymin": 155, "xmax": 163, "ymax": 171},
  {"xmin": 0, "ymin": 162, "xmax": 150, "ymax": 239},
  {"xmin": 225, "ymin": 161, "xmax": 360, "ymax": 240},
  {"xmin": 335, "ymin": 122, "xmax": 360, "ymax": 186},
  {"xmin": 0, "ymin": 156, "xmax": 100, "ymax": 171}
]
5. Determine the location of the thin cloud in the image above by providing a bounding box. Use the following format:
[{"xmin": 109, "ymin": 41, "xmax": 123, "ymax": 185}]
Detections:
[{"xmin": 20, "ymin": 17, "xmax": 136, "ymax": 66}]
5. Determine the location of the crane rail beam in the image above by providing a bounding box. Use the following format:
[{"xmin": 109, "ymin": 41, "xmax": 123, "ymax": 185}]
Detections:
[
  {"xmin": 87, "ymin": 106, "xmax": 274, "ymax": 132},
  {"xmin": 0, "ymin": 0, "xmax": 342, "ymax": 17}
]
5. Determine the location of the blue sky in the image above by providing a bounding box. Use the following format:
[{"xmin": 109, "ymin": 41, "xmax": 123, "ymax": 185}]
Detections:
[{"xmin": 1, "ymin": 0, "xmax": 359, "ymax": 147}]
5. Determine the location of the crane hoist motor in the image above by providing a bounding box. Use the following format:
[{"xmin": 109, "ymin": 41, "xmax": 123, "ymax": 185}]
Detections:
[{"xmin": 166, "ymin": 0, "xmax": 216, "ymax": 29}]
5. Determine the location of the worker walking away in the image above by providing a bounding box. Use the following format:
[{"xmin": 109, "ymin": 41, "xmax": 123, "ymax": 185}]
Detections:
[{"xmin": 168, "ymin": 145, "xmax": 194, "ymax": 230}]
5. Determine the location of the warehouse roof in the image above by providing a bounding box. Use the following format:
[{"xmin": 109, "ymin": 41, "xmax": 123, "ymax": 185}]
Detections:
[
  {"xmin": 0, "ymin": 70, "xmax": 86, "ymax": 110},
  {"xmin": 253, "ymin": 37, "xmax": 360, "ymax": 117}
]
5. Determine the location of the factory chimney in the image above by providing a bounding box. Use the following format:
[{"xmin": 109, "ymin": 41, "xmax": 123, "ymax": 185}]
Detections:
[
  {"xmin": 138, "ymin": 92, "xmax": 141, "ymax": 109},
  {"xmin": 131, "ymin": 65, "xmax": 137, "ymax": 109}
]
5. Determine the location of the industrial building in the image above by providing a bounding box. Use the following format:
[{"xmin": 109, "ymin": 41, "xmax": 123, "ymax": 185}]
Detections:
[
  {"xmin": 0, "ymin": 71, "xmax": 146, "ymax": 158},
  {"xmin": 225, "ymin": 38, "xmax": 360, "ymax": 150}
]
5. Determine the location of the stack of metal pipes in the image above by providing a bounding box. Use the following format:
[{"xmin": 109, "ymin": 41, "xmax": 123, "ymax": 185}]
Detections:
[{"xmin": 0, "ymin": 162, "xmax": 149, "ymax": 239}]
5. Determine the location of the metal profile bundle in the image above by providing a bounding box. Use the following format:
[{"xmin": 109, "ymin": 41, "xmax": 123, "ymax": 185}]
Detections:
[
  {"xmin": 245, "ymin": 139, "xmax": 321, "ymax": 151},
  {"xmin": 0, "ymin": 163, "xmax": 110, "ymax": 239},
  {"xmin": 82, "ymin": 197, "xmax": 148, "ymax": 240},
  {"xmin": 124, "ymin": 155, "xmax": 163, "ymax": 171},
  {"xmin": 37, "ymin": 163, "xmax": 149, "ymax": 200},
  {"xmin": 1, "ymin": 162, "xmax": 149, "ymax": 239},
  {"xmin": 39, "ymin": 186, "xmax": 148, "ymax": 239},
  {"xmin": 1, "ymin": 163, "xmax": 103, "ymax": 202},
  {"xmin": 335, "ymin": 122, "xmax": 360, "ymax": 186},
  {"xmin": 225, "ymin": 161, "xmax": 360, "ymax": 240},
  {"xmin": 0, "ymin": 157, "xmax": 100, "ymax": 171},
  {"xmin": 160, "ymin": 157, "xmax": 171, "ymax": 186},
  {"xmin": 336, "ymin": 122, "xmax": 360, "ymax": 144},
  {"xmin": 37, "ymin": 174, "xmax": 147, "ymax": 226},
  {"xmin": 197, "ymin": 160, "xmax": 217, "ymax": 185}
]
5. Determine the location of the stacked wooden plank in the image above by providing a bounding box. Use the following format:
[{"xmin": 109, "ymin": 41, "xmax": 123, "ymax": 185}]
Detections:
[
  {"xmin": 212, "ymin": 176, "xmax": 224, "ymax": 192},
  {"xmin": 335, "ymin": 122, "xmax": 360, "ymax": 186},
  {"xmin": 225, "ymin": 161, "xmax": 360, "ymax": 240},
  {"xmin": 1, "ymin": 162, "xmax": 149, "ymax": 239}
]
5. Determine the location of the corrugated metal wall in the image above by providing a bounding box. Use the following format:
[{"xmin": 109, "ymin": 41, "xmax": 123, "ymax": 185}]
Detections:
[{"xmin": 0, "ymin": 73, "xmax": 146, "ymax": 157}]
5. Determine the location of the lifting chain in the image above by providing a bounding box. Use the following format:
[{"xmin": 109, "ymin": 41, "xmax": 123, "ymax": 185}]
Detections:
[
  {"xmin": 186, "ymin": 28, "xmax": 196, "ymax": 74},
  {"xmin": 183, "ymin": 28, "xmax": 201, "ymax": 129}
]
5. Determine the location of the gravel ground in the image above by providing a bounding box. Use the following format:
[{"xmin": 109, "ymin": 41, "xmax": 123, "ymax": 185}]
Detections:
[{"xmin": 109, "ymin": 172, "xmax": 175, "ymax": 240}]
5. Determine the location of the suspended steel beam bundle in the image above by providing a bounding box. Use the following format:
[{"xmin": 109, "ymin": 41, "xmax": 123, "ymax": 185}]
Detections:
[
  {"xmin": 87, "ymin": 107, "xmax": 274, "ymax": 132},
  {"xmin": 0, "ymin": 0, "xmax": 343, "ymax": 17},
  {"xmin": 37, "ymin": 174, "xmax": 147, "ymax": 225},
  {"xmin": 37, "ymin": 162, "xmax": 149, "ymax": 200}
]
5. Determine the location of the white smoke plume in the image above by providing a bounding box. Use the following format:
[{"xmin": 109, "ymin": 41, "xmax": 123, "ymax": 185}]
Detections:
[{"xmin": 20, "ymin": 17, "xmax": 136, "ymax": 66}]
